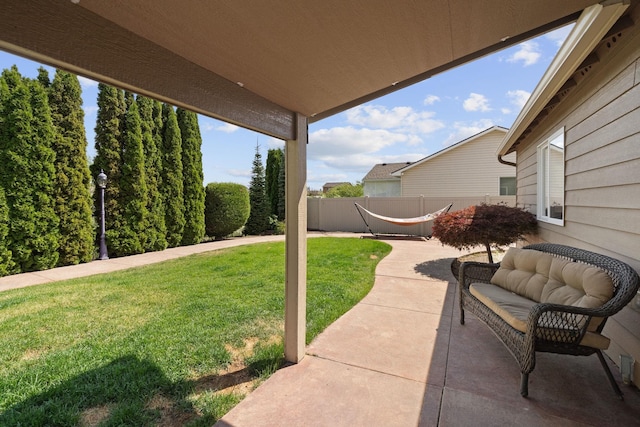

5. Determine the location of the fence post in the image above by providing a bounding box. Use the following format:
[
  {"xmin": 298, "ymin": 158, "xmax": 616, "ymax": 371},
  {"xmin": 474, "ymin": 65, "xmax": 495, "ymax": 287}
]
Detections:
[{"xmin": 420, "ymin": 195, "xmax": 425, "ymax": 237}]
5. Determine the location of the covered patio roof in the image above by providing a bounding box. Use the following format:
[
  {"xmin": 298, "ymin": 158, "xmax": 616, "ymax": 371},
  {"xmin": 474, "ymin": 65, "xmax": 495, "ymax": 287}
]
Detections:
[
  {"xmin": 0, "ymin": 0, "xmax": 596, "ymax": 139},
  {"xmin": 0, "ymin": 0, "xmax": 602, "ymax": 363}
]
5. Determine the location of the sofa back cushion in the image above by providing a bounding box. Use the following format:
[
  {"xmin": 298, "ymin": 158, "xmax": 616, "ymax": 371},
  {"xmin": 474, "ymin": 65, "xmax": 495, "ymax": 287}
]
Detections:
[
  {"xmin": 490, "ymin": 248, "xmax": 553, "ymax": 302},
  {"xmin": 541, "ymin": 257, "xmax": 614, "ymax": 312}
]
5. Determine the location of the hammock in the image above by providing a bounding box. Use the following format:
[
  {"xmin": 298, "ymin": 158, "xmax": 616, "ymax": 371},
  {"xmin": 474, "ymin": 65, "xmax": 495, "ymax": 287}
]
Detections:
[{"xmin": 354, "ymin": 202, "xmax": 452, "ymax": 236}]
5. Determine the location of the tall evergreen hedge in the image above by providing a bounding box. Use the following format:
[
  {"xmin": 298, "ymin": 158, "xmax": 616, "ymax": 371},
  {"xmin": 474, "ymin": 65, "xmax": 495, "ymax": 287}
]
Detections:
[
  {"xmin": 0, "ymin": 67, "xmax": 59, "ymax": 272},
  {"xmin": 91, "ymin": 83, "xmax": 126, "ymax": 254},
  {"xmin": 177, "ymin": 108, "xmax": 205, "ymax": 245},
  {"xmin": 47, "ymin": 69, "xmax": 95, "ymax": 265},
  {"xmin": 114, "ymin": 93, "xmax": 148, "ymax": 256},
  {"xmin": 266, "ymin": 148, "xmax": 283, "ymax": 217},
  {"xmin": 0, "ymin": 187, "xmax": 11, "ymax": 276},
  {"xmin": 277, "ymin": 152, "xmax": 286, "ymax": 221},
  {"xmin": 137, "ymin": 95, "xmax": 167, "ymax": 252},
  {"xmin": 160, "ymin": 104, "xmax": 185, "ymax": 247}
]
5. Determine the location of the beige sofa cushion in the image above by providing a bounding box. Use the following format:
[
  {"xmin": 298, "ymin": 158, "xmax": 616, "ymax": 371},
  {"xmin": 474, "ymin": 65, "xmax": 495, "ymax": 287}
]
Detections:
[
  {"xmin": 490, "ymin": 248, "xmax": 553, "ymax": 302},
  {"xmin": 541, "ymin": 257, "xmax": 613, "ymax": 308},
  {"xmin": 470, "ymin": 282, "xmax": 534, "ymax": 332},
  {"xmin": 470, "ymin": 282, "xmax": 610, "ymax": 350},
  {"xmin": 541, "ymin": 257, "xmax": 613, "ymax": 331}
]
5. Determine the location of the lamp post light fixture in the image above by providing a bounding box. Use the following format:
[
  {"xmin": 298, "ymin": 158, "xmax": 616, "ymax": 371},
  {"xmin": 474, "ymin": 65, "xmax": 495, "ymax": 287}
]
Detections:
[{"xmin": 97, "ymin": 170, "xmax": 109, "ymax": 260}]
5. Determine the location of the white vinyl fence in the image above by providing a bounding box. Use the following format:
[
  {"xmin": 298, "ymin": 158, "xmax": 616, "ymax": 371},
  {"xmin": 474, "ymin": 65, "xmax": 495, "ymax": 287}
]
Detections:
[{"xmin": 308, "ymin": 196, "xmax": 516, "ymax": 236}]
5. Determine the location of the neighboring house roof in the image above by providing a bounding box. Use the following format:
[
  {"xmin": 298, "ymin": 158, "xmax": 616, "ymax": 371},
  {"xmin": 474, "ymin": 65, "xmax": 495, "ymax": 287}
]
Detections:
[
  {"xmin": 391, "ymin": 126, "xmax": 508, "ymax": 177},
  {"xmin": 362, "ymin": 162, "xmax": 411, "ymax": 181},
  {"xmin": 498, "ymin": 2, "xmax": 630, "ymax": 156}
]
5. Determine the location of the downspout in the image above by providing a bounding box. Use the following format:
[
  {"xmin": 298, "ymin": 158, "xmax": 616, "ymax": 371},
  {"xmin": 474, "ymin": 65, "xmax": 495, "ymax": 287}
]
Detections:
[{"xmin": 498, "ymin": 154, "xmax": 516, "ymax": 167}]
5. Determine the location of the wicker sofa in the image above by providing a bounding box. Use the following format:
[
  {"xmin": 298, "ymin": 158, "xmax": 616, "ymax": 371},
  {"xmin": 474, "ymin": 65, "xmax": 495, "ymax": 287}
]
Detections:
[{"xmin": 455, "ymin": 243, "xmax": 640, "ymax": 398}]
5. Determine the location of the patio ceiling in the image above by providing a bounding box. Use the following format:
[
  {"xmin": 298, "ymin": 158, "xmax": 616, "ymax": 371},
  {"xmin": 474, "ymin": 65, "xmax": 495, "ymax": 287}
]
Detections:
[{"xmin": 0, "ymin": 0, "xmax": 597, "ymax": 140}]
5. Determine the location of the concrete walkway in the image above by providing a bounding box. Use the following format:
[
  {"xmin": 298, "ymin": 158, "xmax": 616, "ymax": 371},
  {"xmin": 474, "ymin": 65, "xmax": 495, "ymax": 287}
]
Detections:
[
  {"xmin": 2, "ymin": 234, "xmax": 639, "ymax": 425},
  {"xmin": 215, "ymin": 237, "xmax": 640, "ymax": 427}
]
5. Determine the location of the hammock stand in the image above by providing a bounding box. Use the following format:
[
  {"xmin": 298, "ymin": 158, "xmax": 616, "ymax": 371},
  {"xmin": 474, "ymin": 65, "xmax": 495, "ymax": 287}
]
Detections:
[{"xmin": 354, "ymin": 202, "xmax": 453, "ymax": 239}]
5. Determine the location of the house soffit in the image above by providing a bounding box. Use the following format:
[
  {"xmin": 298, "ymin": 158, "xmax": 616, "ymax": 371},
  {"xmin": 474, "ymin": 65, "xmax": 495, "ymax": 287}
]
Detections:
[
  {"xmin": 0, "ymin": 0, "xmax": 596, "ymax": 139},
  {"xmin": 499, "ymin": 1, "xmax": 634, "ymax": 155}
]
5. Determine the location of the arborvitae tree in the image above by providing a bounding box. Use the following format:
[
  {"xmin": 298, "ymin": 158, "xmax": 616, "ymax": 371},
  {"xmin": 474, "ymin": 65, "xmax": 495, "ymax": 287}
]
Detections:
[
  {"xmin": 27, "ymin": 77, "xmax": 60, "ymax": 270},
  {"xmin": 112, "ymin": 94, "xmax": 148, "ymax": 256},
  {"xmin": 0, "ymin": 81, "xmax": 10, "ymax": 276},
  {"xmin": 137, "ymin": 95, "xmax": 167, "ymax": 252},
  {"xmin": 277, "ymin": 151, "xmax": 286, "ymax": 221},
  {"xmin": 0, "ymin": 67, "xmax": 59, "ymax": 272},
  {"xmin": 91, "ymin": 84, "xmax": 126, "ymax": 253},
  {"xmin": 47, "ymin": 69, "xmax": 95, "ymax": 265},
  {"xmin": 244, "ymin": 144, "xmax": 270, "ymax": 235},
  {"xmin": 160, "ymin": 104, "xmax": 185, "ymax": 247},
  {"xmin": 36, "ymin": 67, "xmax": 51, "ymax": 89},
  {"xmin": 177, "ymin": 108, "xmax": 205, "ymax": 245},
  {"xmin": 266, "ymin": 148, "xmax": 283, "ymax": 217},
  {"xmin": 0, "ymin": 186, "xmax": 12, "ymax": 277}
]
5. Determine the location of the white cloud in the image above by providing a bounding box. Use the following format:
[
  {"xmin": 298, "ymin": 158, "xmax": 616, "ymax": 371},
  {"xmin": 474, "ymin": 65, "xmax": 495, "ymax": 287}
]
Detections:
[
  {"xmin": 507, "ymin": 41, "xmax": 541, "ymax": 66},
  {"xmin": 227, "ymin": 168, "xmax": 251, "ymax": 178},
  {"xmin": 501, "ymin": 107, "xmax": 511, "ymax": 114},
  {"xmin": 442, "ymin": 119, "xmax": 496, "ymax": 147},
  {"xmin": 345, "ymin": 104, "xmax": 444, "ymax": 135},
  {"xmin": 215, "ymin": 123, "xmax": 239, "ymax": 133},
  {"xmin": 83, "ymin": 105, "xmax": 98, "ymax": 116},
  {"xmin": 463, "ymin": 93, "xmax": 491, "ymax": 112},
  {"xmin": 506, "ymin": 89, "xmax": 531, "ymax": 109},
  {"xmin": 308, "ymin": 126, "xmax": 420, "ymax": 172},
  {"xmin": 266, "ymin": 137, "xmax": 285, "ymax": 149},
  {"xmin": 423, "ymin": 95, "xmax": 440, "ymax": 106},
  {"xmin": 77, "ymin": 76, "xmax": 98, "ymax": 88}
]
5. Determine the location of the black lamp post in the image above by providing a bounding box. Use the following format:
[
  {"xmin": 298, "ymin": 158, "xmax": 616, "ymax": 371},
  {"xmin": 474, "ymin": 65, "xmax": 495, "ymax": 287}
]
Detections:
[{"xmin": 97, "ymin": 170, "xmax": 109, "ymax": 260}]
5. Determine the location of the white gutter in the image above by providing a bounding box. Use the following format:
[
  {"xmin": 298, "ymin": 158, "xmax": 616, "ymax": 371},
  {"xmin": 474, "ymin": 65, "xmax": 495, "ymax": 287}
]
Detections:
[{"xmin": 497, "ymin": 0, "xmax": 629, "ymax": 156}]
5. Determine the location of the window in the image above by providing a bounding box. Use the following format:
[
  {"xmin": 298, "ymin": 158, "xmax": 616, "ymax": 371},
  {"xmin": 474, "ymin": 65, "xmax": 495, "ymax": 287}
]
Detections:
[
  {"xmin": 537, "ymin": 128, "xmax": 565, "ymax": 225},
  {"xmin": 500, "ymin": 177, "xmax": 516, "ymax": 196}
]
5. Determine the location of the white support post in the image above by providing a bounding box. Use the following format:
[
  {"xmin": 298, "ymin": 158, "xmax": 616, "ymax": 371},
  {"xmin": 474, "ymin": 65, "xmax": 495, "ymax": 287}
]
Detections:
[{"xmin": 284, "ymin": 113, "xmax": 308, "ymax": 363}]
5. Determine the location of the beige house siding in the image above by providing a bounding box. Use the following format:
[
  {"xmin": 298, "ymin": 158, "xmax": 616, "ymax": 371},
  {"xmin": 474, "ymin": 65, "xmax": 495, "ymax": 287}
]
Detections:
[
  {"xmin": 514, "ymin": 8, "xmax": 640, "ymax": 385},
  {"xmin": 399, "ymin": 130, "xmax": 516, "ymax": 197}
]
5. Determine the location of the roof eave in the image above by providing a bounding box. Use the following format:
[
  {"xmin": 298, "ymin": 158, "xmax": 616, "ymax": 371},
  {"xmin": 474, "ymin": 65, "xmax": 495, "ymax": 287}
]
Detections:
[{"xmin": 498, "ymin": 1, "xmax": 630, "ymax": 156}]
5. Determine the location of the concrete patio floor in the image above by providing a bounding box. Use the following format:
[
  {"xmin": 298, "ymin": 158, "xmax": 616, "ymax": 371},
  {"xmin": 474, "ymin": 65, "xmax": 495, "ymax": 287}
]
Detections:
[{"xmin": 216, "ymin": 237, "xmax": 640, "ymax": 427}]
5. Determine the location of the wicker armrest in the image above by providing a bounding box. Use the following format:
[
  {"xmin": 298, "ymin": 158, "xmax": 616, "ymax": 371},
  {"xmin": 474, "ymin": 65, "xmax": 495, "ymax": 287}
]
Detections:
[
  {"xmin": 459, "ymin": 261, "xmax": 500, "ymax": 290},
  {"xmin": 526, "ymin": 303, "xmax": 598, "ymax": 344}
]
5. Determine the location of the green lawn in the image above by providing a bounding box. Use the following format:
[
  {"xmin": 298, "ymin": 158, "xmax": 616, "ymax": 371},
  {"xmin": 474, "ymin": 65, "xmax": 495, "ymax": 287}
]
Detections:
[{"xmin": 0, "ymin": 237, "xmax": 391, "ymax": 426}]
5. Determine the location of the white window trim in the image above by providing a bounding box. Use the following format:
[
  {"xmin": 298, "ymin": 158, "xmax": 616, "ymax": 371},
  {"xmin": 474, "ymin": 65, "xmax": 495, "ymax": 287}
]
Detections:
[{"xmin": 537, "ymin": 127, "xmax": 565, "ymax": 226}]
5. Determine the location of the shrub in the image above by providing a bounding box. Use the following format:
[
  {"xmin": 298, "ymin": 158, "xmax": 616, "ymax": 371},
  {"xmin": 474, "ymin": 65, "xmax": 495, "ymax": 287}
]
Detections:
[
  {"xmin": 325, "ymin": 183, "xmax": 363, "ymax": 198},
  {"xmin": 268, "ymin": 215, "xmax": 285, "ymax": 235},
  {"xmin": 432, "ymin": 204, "xmax": 538, "ymax": 263},
  {"xmin": 205, "ymin": 183, "xmax": 250, "ymax": 239}
]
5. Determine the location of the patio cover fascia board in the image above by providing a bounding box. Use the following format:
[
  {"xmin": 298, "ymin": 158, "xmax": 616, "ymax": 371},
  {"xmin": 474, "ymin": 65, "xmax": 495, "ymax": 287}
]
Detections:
[
  {"xmin": 391, "ymin": 126, "xmax": 508, "ymax": 177},
  {"xmin": 498, "ymin": 0, "xmax": 630, "ymax": 156},
  {"xmin": 0, "ymin": 0, "xmax": 296, "ymax": 141}
]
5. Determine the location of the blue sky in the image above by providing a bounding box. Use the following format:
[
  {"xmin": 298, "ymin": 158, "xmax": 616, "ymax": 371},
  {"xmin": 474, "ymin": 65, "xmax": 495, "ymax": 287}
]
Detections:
[{"xmin": 0, "ymin": 24, "xmax": 571, "ymax": 191}]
